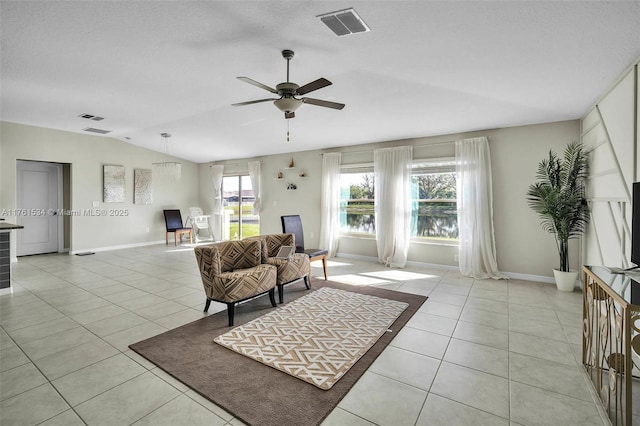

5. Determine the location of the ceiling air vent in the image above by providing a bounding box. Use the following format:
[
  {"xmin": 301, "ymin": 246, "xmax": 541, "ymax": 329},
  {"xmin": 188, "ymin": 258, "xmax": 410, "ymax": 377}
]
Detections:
[
  {"xmin": 82, "ymin": 127, "xmax": 111, "ymax": 134},
  {"xmin": 317, "ymin": 8, "xmax": 370, "ymax": 36},
  {"xmin": 78, "ymin": 113, "xmax": 105, "ymax": 121}
]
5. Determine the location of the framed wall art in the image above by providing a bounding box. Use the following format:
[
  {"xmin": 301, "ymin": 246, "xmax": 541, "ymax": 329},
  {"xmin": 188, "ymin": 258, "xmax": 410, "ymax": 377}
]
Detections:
[
  {"xmin": 103, "ymin": 165, "xmax": 125, "ymax": 202},
  {"xmin": 134, "ymin": 168, "xmax": 153, "ymax": 204}
]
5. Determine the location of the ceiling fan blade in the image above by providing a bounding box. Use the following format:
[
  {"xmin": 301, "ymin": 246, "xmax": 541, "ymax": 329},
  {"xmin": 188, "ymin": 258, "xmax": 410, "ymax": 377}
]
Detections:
[
  {"xmin": 296, "ymin": 78, "xmax": 332, "ymax": 95},
  {"xmin": 302, "ymin": 97, "xmax": 345, "ymax": 110},
  {"xmin": 237, "ymin": 77, "xmax": 278, "ymax": 94},
  {"xmin": 285, "ymin": 111, "xmax": 295, "ymax": 119},
  {"xmin": 232, "ymin": 98, "xmax": 278, "ymax": 106}
]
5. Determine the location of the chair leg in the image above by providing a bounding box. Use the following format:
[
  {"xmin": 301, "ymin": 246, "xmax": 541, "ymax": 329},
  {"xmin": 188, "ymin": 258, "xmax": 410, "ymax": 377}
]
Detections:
[
  {"xmin": 303, "ymin": 275, "xmax": 310, "ymax": 289},
  {"xmin": 322, "ymin": 255, "xmax": 328, "ymax": 280},
  {"xmin": 165, "ymin": 232, "xmax": 169, "ymax": 245},
  {"xmin": 204, "ymin": 298, "xmax": 211, "ymax": 312},
  {"xmin": 226, "ymin": 303, "xmax": 235, "ymax": 326},
  {"xmin": 277, "ymin": 284, "xmax": 284, "ymax": 304},
  {"xmin": 269, "ymin": 288, "xmax": 277, "ymax": 307}
]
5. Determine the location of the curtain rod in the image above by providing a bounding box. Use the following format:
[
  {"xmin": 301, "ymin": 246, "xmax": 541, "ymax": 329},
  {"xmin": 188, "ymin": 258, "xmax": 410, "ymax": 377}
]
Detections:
[
  {"xmin": 209, "ymin": 160, "xmax": 263, "ymax": 167},
  {"xmin": 321, "ymin": 136, "xmax": 489, "ymax": 156},
  {"xmin": 322, "ymin": 139, "xmax": 455, "ymax": 156}
]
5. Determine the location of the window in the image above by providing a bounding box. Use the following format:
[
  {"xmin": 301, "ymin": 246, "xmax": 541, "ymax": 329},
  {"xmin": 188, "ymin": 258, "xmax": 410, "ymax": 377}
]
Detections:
[
  {"xmin": 222, "ymin": 175, "xmax": 259, "ymax": 240},
  {"xmin": 411, "ymin": 159, "xmax": 458, "ymax": 241},
  {"xmin": 339, "ymin": 166, "xmax": 375, "ymax": 235},
  {"xmin": 338, "ymin": 159, "xmax": 458, "ymax": 241}
]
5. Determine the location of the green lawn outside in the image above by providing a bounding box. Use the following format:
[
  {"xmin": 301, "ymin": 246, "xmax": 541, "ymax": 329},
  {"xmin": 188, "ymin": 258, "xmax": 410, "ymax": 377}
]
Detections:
[
  {"xmin": 226, "ymin": 204, "xmax": 254, "ymax": 216},
  {"xmin": 228, "ymin": 223, "xmax": 260, "ymax": 240}
]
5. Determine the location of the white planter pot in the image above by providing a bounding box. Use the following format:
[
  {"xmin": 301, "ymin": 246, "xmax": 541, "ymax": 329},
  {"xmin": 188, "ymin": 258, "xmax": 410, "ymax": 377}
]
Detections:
[{"xmin": 553, "ymin": 269, "xmax": 578, "ymax": 292}]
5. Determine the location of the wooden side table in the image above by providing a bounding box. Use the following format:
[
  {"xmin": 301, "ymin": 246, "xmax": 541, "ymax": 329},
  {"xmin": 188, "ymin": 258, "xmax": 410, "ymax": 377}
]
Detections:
[{"xmin": 166, "ymin": 228, "xmax": 192, "ymax": 246}]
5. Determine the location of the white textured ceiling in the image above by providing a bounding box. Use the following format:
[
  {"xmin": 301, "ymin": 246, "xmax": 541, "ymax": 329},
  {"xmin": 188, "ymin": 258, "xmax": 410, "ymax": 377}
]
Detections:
[{"xmin": 1, "ymin": 1, "xmax": 639, "ymax": 163}]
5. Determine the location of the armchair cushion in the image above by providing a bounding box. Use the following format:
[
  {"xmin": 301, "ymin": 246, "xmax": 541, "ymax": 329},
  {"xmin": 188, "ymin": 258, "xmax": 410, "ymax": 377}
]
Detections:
[
  {"xmin": 218, "ymin": 239, "xmax": 262, "ymax": 272},
  {"xmin": 245, "ymin": 234, "xmax": 310, "ymax": 285},
  {"xmin": 212, "ymin": 265, "xmax": 277, "ymax": 303},
  {"xmin": 194, "ymin": 240, "xmax": 276, "ymax": 303},
  {"xmin": 244, "ymin": 233, "xmax": 310, "ymax": 303},
  {"xmin": 246, "ymin": 233, "xmax": 295, "ymax": 263}
]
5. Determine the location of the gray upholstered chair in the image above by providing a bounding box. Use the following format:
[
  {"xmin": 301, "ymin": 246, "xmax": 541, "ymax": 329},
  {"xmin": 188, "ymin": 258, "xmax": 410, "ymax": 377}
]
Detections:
[
  {"xmin": 245, "ymin": 233, "xmax": 310, "ymax": 303},
  {"xmin": 194, "ymin": 239, "xmax": 277, "ymax": 326}
]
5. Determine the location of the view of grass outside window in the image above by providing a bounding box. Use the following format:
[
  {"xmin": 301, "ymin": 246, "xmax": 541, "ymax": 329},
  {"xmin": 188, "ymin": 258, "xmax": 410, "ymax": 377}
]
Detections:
[
  {"xmin": 411, "ymin": 160, "xmax": 458, "ymax": 241},
  {"xmin": 338, "ymin": 160, "xmax": 458, "ymax": 241},
  {"xmin": 339, "ymin": 168, "xmax": 375, "ymax": 235},
  {"xmin": 222, "ymin": 175, "xmax": 259, "ymax": 240}
]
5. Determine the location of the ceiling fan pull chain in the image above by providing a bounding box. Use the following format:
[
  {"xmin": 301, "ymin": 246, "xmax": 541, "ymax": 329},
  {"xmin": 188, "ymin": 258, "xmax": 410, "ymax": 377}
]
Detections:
[{"xmin": 286, "ymin": 120, "xmax": 290, "ymax": 142}]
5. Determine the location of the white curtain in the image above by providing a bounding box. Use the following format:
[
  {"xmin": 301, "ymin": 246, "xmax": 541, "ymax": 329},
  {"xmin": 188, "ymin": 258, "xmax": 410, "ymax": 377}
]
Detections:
[
  {"xmin": 374, "ymin": 146, "xmax": 413, "ymax": 267},
  {"xmin": 211, "ymin": 165, "xmax": 224, "ymax": 241},
  {"xmin": 319, "ymin": 152, "xmax": 341, "ymax": 257},
  {"xmin": 248, "ymin": 161, "xmax": 261, "ymax": 215},
  {"xmin": 455, "ymin": 137, "xmax": 507, "ymax": 279}
]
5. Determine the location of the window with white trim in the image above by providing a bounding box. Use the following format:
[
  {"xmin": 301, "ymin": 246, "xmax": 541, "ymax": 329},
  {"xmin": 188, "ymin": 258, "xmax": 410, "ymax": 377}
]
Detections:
[
  {"xmin": 339, "ymin": 165, "xmax": 375, "ymax": 235},
  {"xmin": 411, "ymin": 159, "xmax": 458, "ymax": 241}
]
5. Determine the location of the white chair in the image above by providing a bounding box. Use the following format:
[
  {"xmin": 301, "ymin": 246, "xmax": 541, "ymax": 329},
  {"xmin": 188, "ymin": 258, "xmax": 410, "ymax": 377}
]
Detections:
[{"xmin": 187, "ymin": 207, "xmax": 215, "ymax": 243}]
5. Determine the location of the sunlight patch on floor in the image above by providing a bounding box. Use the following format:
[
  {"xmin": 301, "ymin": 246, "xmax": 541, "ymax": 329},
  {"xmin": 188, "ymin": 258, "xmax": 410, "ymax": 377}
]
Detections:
[
  {"xmin": 328, "ymin": 274, "xmax": 391, "ymax": 286},
  {"xmin": 164, "ymin": 247, "xmax": 196, "ymax": 253},
  {"xmin": 361, "ymin": 270, "xmax": 437, "ymax": 281},
  {"xmin": 313, "ymin": 260, "xmax": 354, "ymax": 268}
]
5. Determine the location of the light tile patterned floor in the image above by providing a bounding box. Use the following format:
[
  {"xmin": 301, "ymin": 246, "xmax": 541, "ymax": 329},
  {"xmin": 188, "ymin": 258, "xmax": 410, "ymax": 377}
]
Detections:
[{"xmin": 0, "ymin": 245, "xmax": 608, "ymax": 425}]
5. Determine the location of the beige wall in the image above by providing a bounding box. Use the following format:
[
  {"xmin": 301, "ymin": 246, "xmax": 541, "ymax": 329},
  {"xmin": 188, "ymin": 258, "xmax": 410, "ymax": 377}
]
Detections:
[
  {"xmin": 1, "ymin": 118, "xmax": 581, "ymax": 280},
  {"xmin": 1, "ymin": 121, "xmax": 200, "ymax": 254},
  {"xmin": 200, "ymin": 120, "xmax": 580, "ymax": 280}
]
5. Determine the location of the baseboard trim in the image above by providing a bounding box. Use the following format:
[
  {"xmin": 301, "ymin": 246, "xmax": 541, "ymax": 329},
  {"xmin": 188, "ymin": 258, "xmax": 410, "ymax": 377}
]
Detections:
[
  {"xmin": 502, "ymin": 271, "xmax": 556, "ymax": 284},
  {"xmin": 69, "ymin": 240, "xmax": 166, "ymax": 255}
]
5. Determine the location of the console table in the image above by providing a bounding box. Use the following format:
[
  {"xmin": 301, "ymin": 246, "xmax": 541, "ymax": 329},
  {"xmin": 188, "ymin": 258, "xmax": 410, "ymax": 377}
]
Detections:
[
  {"xmin": 0, "ymin": 222, "xmax": 24, "ymax": 289},
  {"xmin": 583, "ymin": 266, "xmax": 640, "ymax": 425}
]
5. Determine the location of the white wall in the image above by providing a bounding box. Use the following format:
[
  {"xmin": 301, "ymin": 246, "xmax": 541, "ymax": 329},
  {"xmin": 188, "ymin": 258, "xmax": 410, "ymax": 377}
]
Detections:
[
  {"xmin": 582, "ymin": 60, "xmax": 639, "ymax": 268},
  {"xmin": 200, "ymin": 120, "xmax": 580, "ymax": 279},
  {"xmin": 1, "ymin": 121, "xmax": 200, "ymax": 254}
]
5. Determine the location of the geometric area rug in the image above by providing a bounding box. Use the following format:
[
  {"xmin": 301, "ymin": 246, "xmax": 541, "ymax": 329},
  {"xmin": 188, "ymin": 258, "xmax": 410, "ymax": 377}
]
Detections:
[
  {"xmin": 129, "ymin": 280, "xmax": 426, "ymax": 426},
  {"xmin": 214, "ymin": 287, "xmax": 409, "ymax": 390}
]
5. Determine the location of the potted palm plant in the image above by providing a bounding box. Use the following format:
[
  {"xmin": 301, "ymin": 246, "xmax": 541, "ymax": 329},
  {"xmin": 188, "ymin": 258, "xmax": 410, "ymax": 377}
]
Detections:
[{"xmin": 526, "ymin": 141, "xmax": 590, "ymax": 291}]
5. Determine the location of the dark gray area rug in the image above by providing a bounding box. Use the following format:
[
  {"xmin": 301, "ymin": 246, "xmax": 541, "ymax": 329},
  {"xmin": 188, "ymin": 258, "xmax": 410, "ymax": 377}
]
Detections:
[{"xmin": 129, "ymin": 280, "xmax": 427, "ymax": 426}]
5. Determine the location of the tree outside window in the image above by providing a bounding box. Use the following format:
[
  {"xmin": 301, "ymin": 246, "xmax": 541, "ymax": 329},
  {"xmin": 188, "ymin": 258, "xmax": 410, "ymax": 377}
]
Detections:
[
  {"xmin": 338, "ymin": 160, "xmax": 458, "ymax": 241},
  {"xmin": 339, "ymin": 170, "xmax": 375, "ymax": 234},
  {"xmin": 411, "ymin": 170, "xmax": 458, "ymax": 240}
]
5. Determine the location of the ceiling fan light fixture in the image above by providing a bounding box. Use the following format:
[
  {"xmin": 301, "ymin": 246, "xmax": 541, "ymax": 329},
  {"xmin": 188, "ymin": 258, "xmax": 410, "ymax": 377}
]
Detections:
[
  {"xmin": 273, "ymin": 98, "xmax": 303, "ymax": 113},
  {"xmin": 152, "ymin": 133, "xmax": 181, "ymax": 181}
]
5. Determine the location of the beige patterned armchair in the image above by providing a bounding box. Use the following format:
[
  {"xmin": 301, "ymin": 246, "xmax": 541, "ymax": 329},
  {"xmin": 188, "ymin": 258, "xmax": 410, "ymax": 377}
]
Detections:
[
  {"xmin": 194, "ymin": 239, "xmax": 277, "ymax": 326},
  {"xmin": 245, "ymin": 233, "xmax": 310, "ymax": 303}
]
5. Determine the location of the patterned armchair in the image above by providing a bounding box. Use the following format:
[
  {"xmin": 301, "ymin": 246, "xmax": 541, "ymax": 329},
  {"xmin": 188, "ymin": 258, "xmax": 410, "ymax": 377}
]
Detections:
[
  {"xmin": 194, "ymin": 239, "xmax": 277, "ymax": 326},
  {"xmin": 245, "ymin": 233, "xmax": 310, "ymax": 303}
]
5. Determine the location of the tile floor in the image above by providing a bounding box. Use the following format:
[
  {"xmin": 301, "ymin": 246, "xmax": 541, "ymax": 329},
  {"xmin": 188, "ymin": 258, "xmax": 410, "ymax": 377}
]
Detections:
[{"xmin": 0, "ymin": 244, "xmax": 609, "ymax": 425}]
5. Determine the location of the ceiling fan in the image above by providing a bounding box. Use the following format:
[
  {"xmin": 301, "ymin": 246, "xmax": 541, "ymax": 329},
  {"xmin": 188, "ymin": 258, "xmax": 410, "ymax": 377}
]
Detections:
[{"xmin": 232, "ymin": 49, "xmax": 345, "ymax": 119}]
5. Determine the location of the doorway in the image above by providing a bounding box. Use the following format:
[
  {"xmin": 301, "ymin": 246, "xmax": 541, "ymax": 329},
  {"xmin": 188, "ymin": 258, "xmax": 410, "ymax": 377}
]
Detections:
[
  {"xmin": 16, "ymin": 160, "xmax": 66, "ymax": 256},
  {"xmin": 222, "ymin": 175, "xmax": 259, "ymax": 240}
]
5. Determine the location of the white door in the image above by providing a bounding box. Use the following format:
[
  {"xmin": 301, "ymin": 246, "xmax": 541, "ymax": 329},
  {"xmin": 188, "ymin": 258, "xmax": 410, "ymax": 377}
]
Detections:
[{"xmin": 16, "ymin": 161, "xmax": 61, "ymax": 256}]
